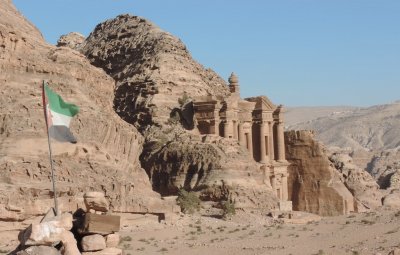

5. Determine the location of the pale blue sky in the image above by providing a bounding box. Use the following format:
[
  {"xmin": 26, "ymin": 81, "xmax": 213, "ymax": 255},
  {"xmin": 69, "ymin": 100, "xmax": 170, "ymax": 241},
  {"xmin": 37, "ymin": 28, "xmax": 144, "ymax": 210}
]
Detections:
[{"xmin": 13, "ymin": 0, "xmax": 400, "ymax": 107}]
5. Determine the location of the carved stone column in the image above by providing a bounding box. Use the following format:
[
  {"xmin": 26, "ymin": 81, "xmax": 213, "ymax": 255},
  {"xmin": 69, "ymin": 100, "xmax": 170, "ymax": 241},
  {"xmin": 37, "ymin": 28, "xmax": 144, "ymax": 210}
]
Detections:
[
  {"xmin": 213, "ymin": 109, "xmax": 220, "ymax": 136},
  {"xmin": 233, "ymin": 121, "xmax": 239, "ymax": 140},
  {"xmin": 223, "ymin": 120, "xmax": 231, "ymax": 138},
  {"xmin": 282, "ymin": 174, "xmax": 289, "ymax": 201},
  {"xmin": 259, "ymin": 122, "xmax": 268, "ymax": 163},
  {"xmin": 247, "ymin": 127, "xmax": 253, "ymax": 158},
  {"xmin": 269, "ymin": 121, "xmax": 275, "ymax": 160},
  {"xmin": 212, "ymin": 119, "xmax": 220, "ymax": 136},
  {"xmin": 238, "ymin": 122, "xmax": 245, "ymax": 146},
  {"xmin": 277, "ymin": 121, "xmax": 285, "ymax": 161}
]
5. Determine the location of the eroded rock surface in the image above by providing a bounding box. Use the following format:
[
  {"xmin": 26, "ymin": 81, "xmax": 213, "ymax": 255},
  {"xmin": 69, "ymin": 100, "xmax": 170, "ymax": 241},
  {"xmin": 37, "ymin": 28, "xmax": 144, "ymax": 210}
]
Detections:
[
  {"xmin": 367, "ymin": 150, "xmax": 400, "ymax": 189},
  {"xmin": 57, "ymin": 32, "xmax": 85, "ymax": 51},
  {"xmin": 81, "ymin": 14, "xmax": 280, "ymax": 211},
  {"xmin": 285, "ymin": 130, "xmax": 355, "ymax": 216},
  {"xmin": 141, "ymin": 125, "xmax": 279, "ymax": 210},
  {"xmin": 328, "ymin": 149, "xmax": 384, "ymax": 211},
  {"xmin": 0, "ymin": 0, "xmax": 170, "ymax": 221},
  {"xmin": 81, "ymin": 14, "xmax": 230, "ymax": 129}
]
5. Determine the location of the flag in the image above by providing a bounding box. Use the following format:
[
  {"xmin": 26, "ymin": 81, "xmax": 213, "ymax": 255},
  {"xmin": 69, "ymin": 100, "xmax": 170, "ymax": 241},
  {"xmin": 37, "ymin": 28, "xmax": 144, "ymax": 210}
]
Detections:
[{"xmin": 42, "ymin": 82, "xmax": 79, "ymax": 143}]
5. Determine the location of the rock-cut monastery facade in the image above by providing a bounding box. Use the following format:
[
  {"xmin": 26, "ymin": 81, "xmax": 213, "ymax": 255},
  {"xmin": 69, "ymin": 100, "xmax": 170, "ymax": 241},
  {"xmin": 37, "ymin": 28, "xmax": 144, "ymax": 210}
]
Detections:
[{"xmin": 193, "ymin": 73, "xmax": 291, "ymax": 210}]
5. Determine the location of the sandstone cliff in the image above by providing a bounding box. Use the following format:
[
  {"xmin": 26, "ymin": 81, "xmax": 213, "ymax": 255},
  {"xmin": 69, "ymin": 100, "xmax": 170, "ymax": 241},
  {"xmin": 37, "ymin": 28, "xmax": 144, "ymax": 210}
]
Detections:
[
  {"xmin": 328, "ymin": 150, "xmax": 384, "ymax": 211},
  {"xmin": 285, "ymin": 131, "xmax": 355, "ymax": 216},
  {"xmin": 81, "ymin": 14, "xmax": 230, "ymax": 129},
  {"xmin": 0, "ymin": 0, "xmax": 169, "ymax": 220},
  {"xmin": 80, "ymin": 14, "xmax": 280, "ymax": 211},
  {"xmin": 141, "ymin": 125, "xmax": 279, "ymax": 210}
]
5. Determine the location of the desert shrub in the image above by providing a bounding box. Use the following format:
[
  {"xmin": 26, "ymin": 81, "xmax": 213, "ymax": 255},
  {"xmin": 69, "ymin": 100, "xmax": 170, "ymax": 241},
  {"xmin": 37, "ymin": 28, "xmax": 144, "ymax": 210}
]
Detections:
[
  {"xmin": 178, "ymin": 92, "xmax": 190, "ymax": 107},
  {"xmin": 120, "ymin": 236, "xmax": 132, "ymax": 243},
  {"xmin": 168, "ymin": 115, "xmax": 180, "ymax": 125},
  {"xmin": 176, "ymin": 189, "xmax": 201, "ymax": 214},
  {"xmin": 221, "ymin": 200, "xmax": 236, "ymax": 219}
]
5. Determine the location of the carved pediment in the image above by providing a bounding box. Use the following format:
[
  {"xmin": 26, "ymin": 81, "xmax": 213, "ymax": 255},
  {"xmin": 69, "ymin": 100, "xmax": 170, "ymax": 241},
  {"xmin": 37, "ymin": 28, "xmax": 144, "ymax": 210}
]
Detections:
[{"xmin": 245, "ymin": 96, "xmax": 276, "ymax": 111}]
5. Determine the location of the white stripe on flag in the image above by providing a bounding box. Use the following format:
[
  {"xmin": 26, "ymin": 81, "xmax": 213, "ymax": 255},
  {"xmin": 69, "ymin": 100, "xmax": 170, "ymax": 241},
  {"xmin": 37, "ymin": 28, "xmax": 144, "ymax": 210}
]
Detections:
[{"xmin": 49, "ymin": 108, "xmax": 72, "ymax": 127}]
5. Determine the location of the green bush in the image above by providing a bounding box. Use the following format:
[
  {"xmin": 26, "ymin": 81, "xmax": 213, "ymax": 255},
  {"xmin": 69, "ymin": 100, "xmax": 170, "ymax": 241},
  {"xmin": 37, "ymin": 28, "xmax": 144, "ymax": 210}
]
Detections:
[
  {"xmin": 176, "ymin": 189, "xmax": 201, "ymax": 214},
  {"xmin": 221, "ymin": 200, "xmax": 236, "ymax": 219},
  {"xmin": 178, "ymin": 92, "xmax": 190, "ymax": 107}
]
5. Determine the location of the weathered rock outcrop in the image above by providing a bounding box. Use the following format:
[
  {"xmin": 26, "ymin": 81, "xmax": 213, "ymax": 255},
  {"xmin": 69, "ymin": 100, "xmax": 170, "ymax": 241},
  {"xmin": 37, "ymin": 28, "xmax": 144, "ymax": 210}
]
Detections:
[
  {"xmin": 285, "ymin": 130, "xmax": 355, "ymax": 216},
  {"xmin": 81, "ymin": 14, "xmax": 230, "ymax": 129},
  {"xmin": 141, "ymin": 125, "xmax": 279, "ymax": 210},
  {"xmin": 367, "ymin": 149, "xmax": 400, "ymax": 189},
  {"xmin": 57, "ymin": 32, "xmax": 85, "ymax": 51},
  {"xmin": 328, "ymin": 150, "xmax": 384, "ymax": 211},
  {"xmin": 0, "ymin": 0, "xmax": 169, "ymax": 220},
  {"xmin": 81, "ymin": 14, "xmax": 280, "ymax": 210}
]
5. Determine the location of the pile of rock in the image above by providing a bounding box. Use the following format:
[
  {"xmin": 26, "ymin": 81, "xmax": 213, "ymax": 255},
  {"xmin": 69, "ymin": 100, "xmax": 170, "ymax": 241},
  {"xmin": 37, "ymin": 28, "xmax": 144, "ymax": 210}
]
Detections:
[
  {"xmin": 16, "ymin": 211, "xmax": 80, "ymax": 255},
  {"xmin": 81, "ymin": 233, "xmax": 121, "ymax": 255},
  {"xmin": 14, "ymin": 192, "xmax": 123, "ymax": 255},
  {"xmin": 79, "ymin": 192, "xmax": 122, "ymax": 255}
]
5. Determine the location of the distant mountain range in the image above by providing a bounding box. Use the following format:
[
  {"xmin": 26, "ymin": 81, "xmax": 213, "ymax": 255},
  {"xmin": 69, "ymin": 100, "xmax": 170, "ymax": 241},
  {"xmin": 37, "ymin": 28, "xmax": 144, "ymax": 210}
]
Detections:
[{"xmin": 285, "ymin": 102, "xmax": 400, "ymax": 152}]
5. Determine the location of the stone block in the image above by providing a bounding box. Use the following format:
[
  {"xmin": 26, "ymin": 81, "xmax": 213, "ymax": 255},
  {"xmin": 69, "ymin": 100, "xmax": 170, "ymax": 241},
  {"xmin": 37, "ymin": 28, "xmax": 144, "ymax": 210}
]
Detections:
[
  {"xmin": 17, "ymin": 246, "xmax": 61, "ymax": 255},
  {"xmin": 19, "ymin": 213, "xmax": 73, "ymax": 246},
  {"xmin": 16, "ymin": 246, "xmax": 61, "ymax": 255},
  {"xmin": 82, "ymin": 247, "xmax": 123, "ymax": 255},
  {"xmin": 105, "ymin": 233, "xmax": 120, "ymax": 248},
  {"xmin": 78, "ymin": 213, "xmax": 120, "ymax": 235},
  {"xmin": 59, "ymin": 231, "xmax": 81, "ymax": 255},
  {"xmin": 81, "ymin": 234, "xmax": 106, "ymax": 252},
  {"xmin": 84, "ymin": 192, "xmax": 109, "ymax": 212},
  {"xmin": 279, "ymin": 201, "xmax": 293, "ymax": 212}
]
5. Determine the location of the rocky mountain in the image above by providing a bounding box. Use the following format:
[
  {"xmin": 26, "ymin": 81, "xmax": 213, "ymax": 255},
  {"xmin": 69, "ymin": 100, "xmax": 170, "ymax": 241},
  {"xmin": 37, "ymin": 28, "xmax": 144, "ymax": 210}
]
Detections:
[
  {"xmin": 81, "ymin": 15, "xmax": 230, "ymax": 129},
  {"xmin": 0, "ymin": 0, "xmax": 171, "ymax": 220},
  {"xmin": 285, "ymin": 130, "xmax": 386, "ymax": 215},
  {"xmin": 2, "ymin": 0, "xmax": 393, "ymax": 220},
  {"xmin": 285, "ymin": 106, "xmax": 358, "ymax": 127},
  {"xmin": 80, "ymin": 14, "xmax": 281, "ymax": 211},
  {"xmin": 286, "ymin": 102, "xmax": 400, "ymax": 152},
  {"xmin": 286, "ymin": 103, "xmax": 400, "ymax": 191}
]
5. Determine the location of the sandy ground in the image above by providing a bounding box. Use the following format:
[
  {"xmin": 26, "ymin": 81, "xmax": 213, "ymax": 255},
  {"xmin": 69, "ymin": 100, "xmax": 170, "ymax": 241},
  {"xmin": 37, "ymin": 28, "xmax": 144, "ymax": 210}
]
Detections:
[{"xmin": 0, "ymin": 209, "xmax": 399, "ymax": 255}]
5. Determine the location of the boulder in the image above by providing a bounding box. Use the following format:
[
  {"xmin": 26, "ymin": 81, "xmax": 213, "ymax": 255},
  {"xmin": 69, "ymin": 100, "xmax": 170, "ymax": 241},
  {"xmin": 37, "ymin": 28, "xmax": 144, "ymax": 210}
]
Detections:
[
  {"xmin": 84, "ymin": 192, "xmax": 109, "ymax": 212},
  {"xmin": 82, "ymin": 248, "xmax": 123, "ymax": 255},
  {"xmin": 19, "ymin": 213, "xmax": 73, "ymax": 246},
  {"xmin": 17, "ymin": 246, "xmax": 61, "ymax": 255},
  {"xmin": 382, "ymin": 190, "xmax": 400, "ymax": 209},
  {"xmin": 59, "ymin": 231, "xmax": 81, "ymax": 255},
  {"xmin": 81, "ymin": 234, "xmax": 107, "ymax": 252},
  {"xmin": 105, "ymin": 233, "xmax": 120, "ymax": 248}
]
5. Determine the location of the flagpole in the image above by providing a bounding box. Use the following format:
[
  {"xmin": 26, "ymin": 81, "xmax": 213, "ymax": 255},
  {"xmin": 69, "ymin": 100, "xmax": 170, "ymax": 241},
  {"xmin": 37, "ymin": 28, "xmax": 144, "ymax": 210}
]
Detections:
[{"xmin": 42, "ymin": 81, "xmax": 59, "ymax": 216}]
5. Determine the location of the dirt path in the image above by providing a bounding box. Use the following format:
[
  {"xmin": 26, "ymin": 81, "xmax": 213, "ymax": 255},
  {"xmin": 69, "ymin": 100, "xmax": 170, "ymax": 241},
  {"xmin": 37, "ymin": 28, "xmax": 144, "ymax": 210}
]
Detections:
[{"xmin": 1, "ymin": 209, "xmax": 399, "ymax": 255}]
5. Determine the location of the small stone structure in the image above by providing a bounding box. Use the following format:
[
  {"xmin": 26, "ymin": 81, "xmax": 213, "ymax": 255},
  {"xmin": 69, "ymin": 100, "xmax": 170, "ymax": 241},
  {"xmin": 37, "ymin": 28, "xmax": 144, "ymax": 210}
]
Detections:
[
  {"xmin": 193, "ymin": 73, "xmax": 291, "ymax": 207},
  {"xmin": 14, "ymin": 192, "xmax": 123, "ymax": 255}
]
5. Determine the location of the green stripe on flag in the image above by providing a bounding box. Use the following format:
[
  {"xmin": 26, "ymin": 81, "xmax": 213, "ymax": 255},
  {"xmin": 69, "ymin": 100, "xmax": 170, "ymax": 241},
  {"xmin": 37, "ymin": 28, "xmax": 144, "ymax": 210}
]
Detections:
[{"xmin": 45, "ymin": 85, "xmax": 79, "ymax": 117}]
